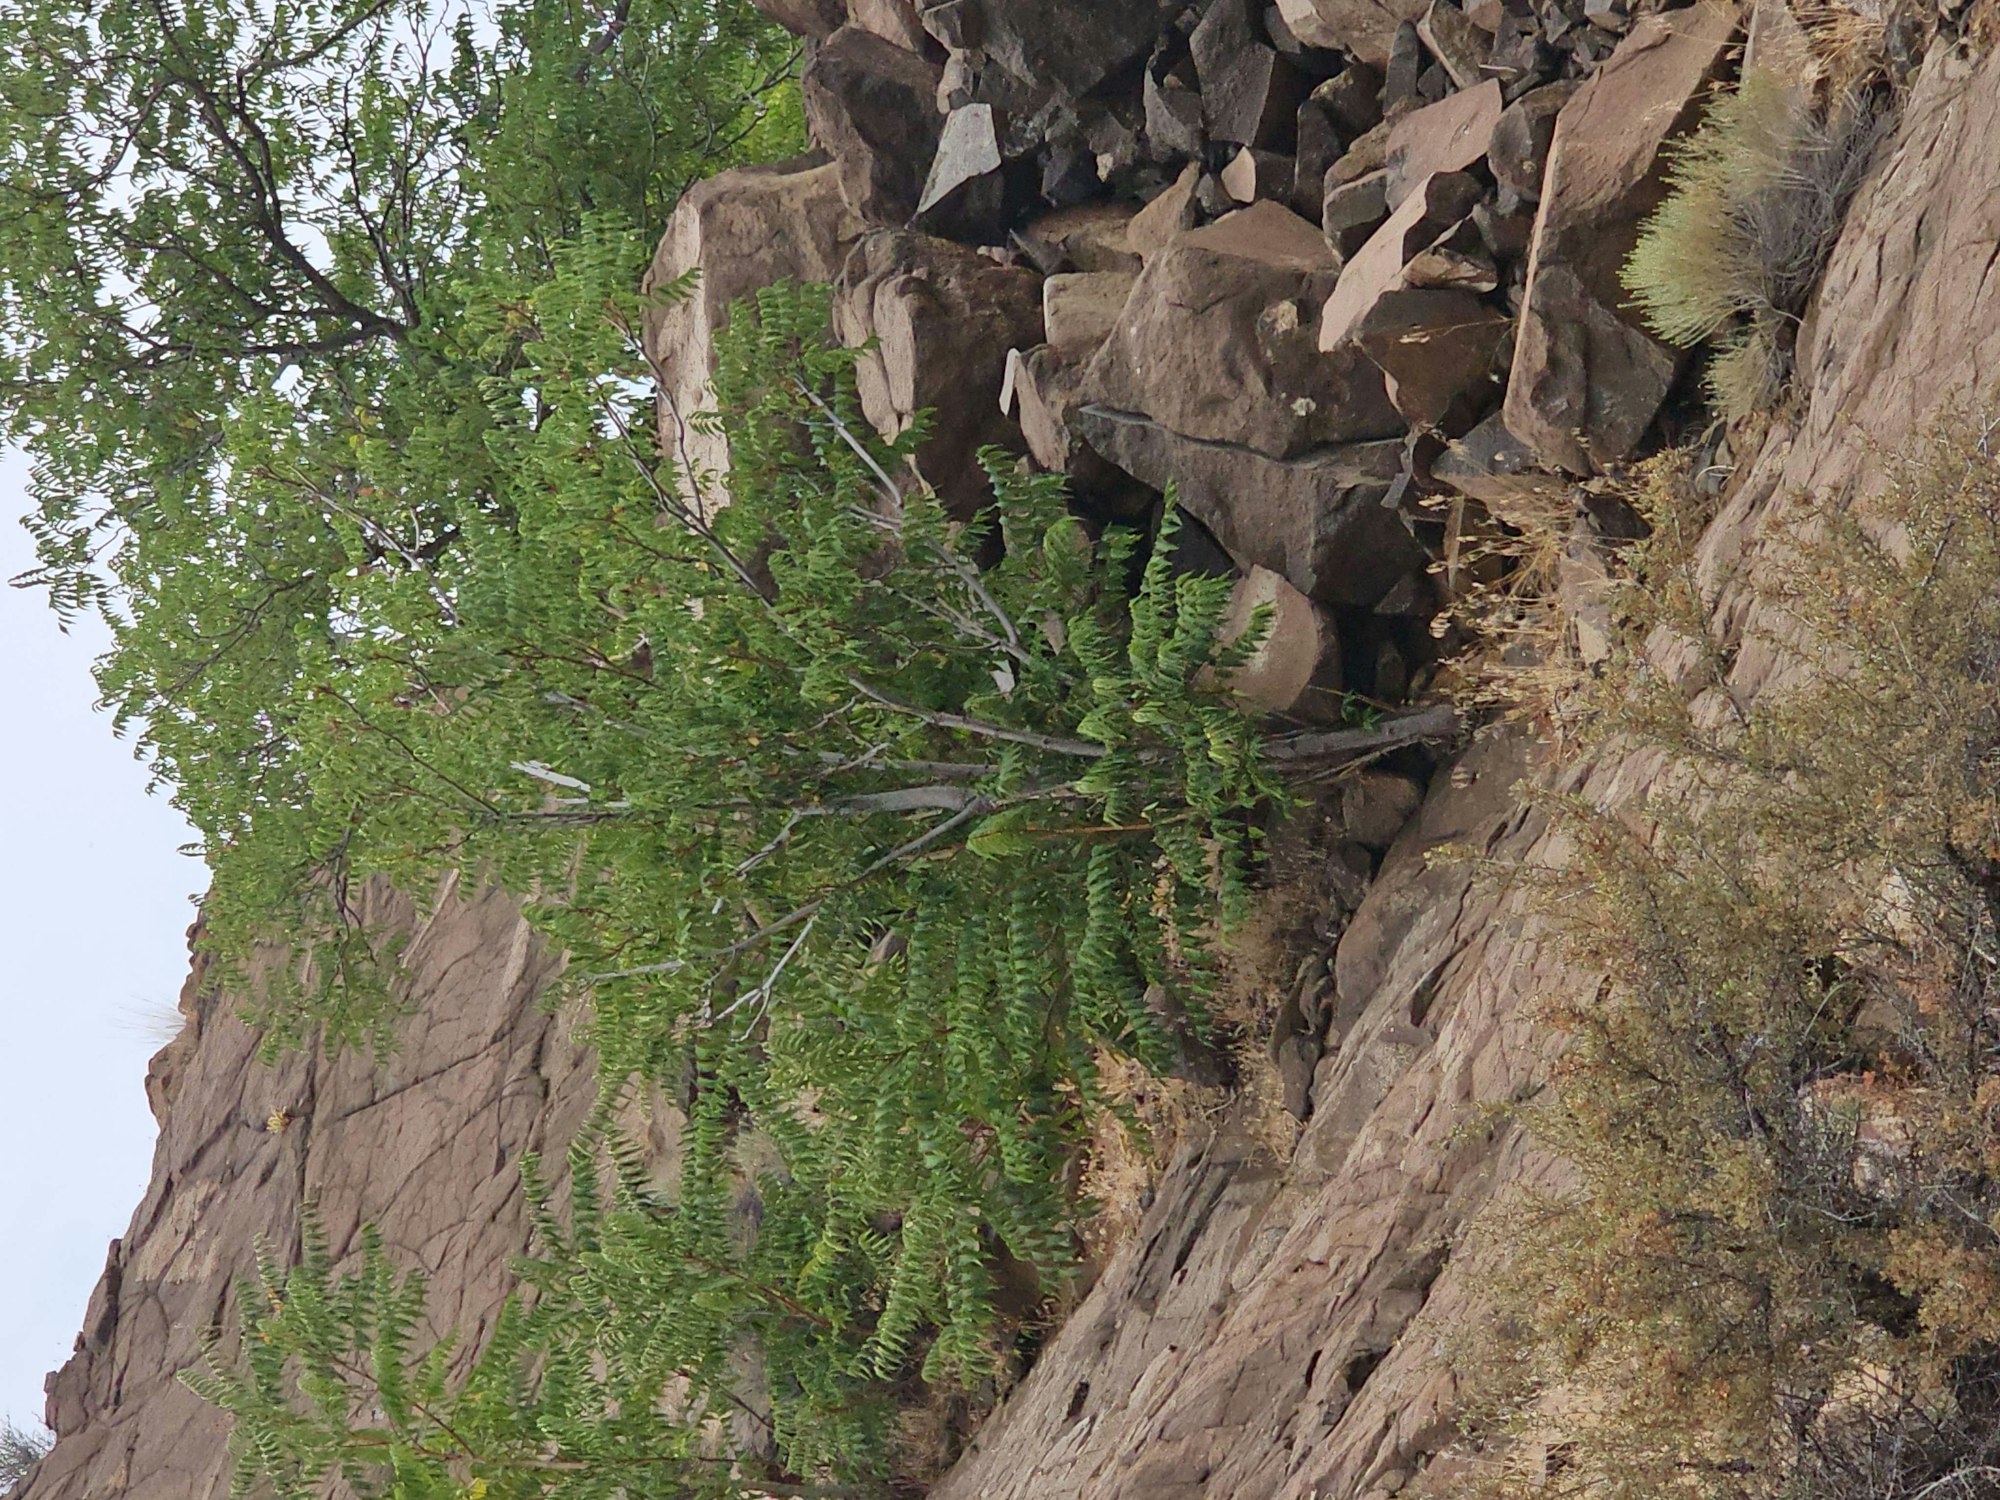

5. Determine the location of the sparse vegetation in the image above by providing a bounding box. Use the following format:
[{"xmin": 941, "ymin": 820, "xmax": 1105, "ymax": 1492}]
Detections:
[
  {"xmin": 1625, "ymin": 68, "xmax": 1890, "ymax": 422},
  {"xmin": 1450, "ymin": 430, "xmax": 2000, "ymax": 1498},
  {"xmin": 0, "ymin": 1421, "xmax": 50, "ymax": 1495}
]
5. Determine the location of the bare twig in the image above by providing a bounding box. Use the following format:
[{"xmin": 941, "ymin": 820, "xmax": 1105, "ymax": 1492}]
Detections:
[{"xmin": 1262, "ymin": 703, "xmax": 1463, "ymax": 764}]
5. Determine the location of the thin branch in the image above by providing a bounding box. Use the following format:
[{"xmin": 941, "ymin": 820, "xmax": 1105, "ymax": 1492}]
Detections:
[
  {"xmin": 1262, "ymin": 703, "xmax": 1463, "ymax": 764},
  {"xmin": 846, "ymin": 676, "xmax": 1106, "ymax": 760}
]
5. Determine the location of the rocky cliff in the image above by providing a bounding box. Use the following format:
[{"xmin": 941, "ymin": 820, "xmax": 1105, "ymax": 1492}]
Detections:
[{"xmin": 20, "ymin": 1, "xmax": 2000, "ymax": 1496}]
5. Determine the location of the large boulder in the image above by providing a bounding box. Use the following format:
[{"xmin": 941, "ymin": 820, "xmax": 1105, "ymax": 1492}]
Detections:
[
  {"xmin": 1082, "ymin": 202, "xmax": 1402, "ymax": 460},
  {"xmin": 1075, "ymin": 405, "xmax": 1427, "ymax": 606},
  {"xmin": 802, "ymin": 26, "xmax": 946, "ymax": 225},
  {"xmin": 919, "ymin": 0, "xmax": 1166, "ymax": 102},
  {"xmin": 833, "ymin": 230, "xmax": 1045, "ymax": 517},
  {"xmin": 642, "ymin": 156, "xmax": 864, "ymax": 507},
  {"xmin": 753, "ymin": 0, "xmax": 846, "ymax": 38},
  {"xmin": 1270, "ymin": 0, "xmax": 1432, "ymax": 67},
  {"xmin": 1502, "ymin": 2, "xmax": 1740, "ymax": 473}
]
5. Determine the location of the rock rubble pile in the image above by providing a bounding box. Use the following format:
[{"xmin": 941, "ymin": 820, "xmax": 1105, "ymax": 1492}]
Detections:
[{"xmin": 659, "ymin": 0, "xmax": 1745, "ymax": 722}]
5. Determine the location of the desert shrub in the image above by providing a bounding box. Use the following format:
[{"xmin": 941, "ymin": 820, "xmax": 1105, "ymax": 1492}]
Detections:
[
  {"xmin": 1452, "ymin": 430, "xmax": 2000, "ymax": 1499},
  {"xmin": 0, "ymin": 1422, "xmax": 49, "ymax": 1495},
  {"xmin": 1625, "ymin": 69, "xmax": 1890, "ymax": 422}
]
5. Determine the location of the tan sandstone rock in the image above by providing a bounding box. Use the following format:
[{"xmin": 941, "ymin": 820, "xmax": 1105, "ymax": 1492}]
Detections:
[
  {"xmin": 802, "ymin": 25, "xmax": 946, "ymax": 225},
  {"xmin": 641, "ymin": 156, "xmax": 864, "ymax": 508},
  {"xmin": 833, "ymin": 229, "xmax": 1044, "ymax": 517}
]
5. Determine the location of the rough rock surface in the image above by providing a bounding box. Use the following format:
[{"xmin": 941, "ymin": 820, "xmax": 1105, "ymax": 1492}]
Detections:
[
  {"xmin": 641, "ymin": 155, "xmax": 862, "ymax": 504},
  {"xmin": 929, "ymin": 41, "xmax": 2000, "ymax": 1500},
  {"xmin": 1500, "ymin": 2, "xmax": 1739, "ymax": 472},
  {"xmin": 833, "ymin": 228, "xmax": 1045, "ymax": 515},
  {"xmin": 20, "ymin": 880, "xmax": 593, "ymax": 1500},
  {"xmin": 802, "ymin": 25, "xmax": 946, "ymax": 225},
  {"xmin": 1074, "ymin": 405, "xmax": 1425, "ymax": 607},
  {"xmin": 1083, "ymin": 202, "xmax": 1403, "ymax": 458},
  {"xmin": 1275, "ymin": 0, "xmax": 1435, "ymax": 66}
]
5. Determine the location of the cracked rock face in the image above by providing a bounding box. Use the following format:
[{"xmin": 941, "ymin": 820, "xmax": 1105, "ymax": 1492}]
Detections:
[
  {"xmin": 20, "ymin": 879, "xmax": 594, "ymax": 1500},
  {"xmin": 1082, "ymin": 201, "xmax": 1404, "ymax": 458}
]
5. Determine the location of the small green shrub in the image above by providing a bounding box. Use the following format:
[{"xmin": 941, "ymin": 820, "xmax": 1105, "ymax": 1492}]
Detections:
[{"xmin": 1625, "ymin": 70, "xmax": 1890, "ymax": 422}]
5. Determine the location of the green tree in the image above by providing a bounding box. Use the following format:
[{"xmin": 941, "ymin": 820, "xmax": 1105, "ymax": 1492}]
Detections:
[{"xmin": 0, "ymin": 0, "xmax": 799, "ymax": 1024}]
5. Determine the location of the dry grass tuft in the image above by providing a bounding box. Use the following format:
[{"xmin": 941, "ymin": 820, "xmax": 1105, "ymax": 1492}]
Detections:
[
  {"xmin": 1625, "ymin": 68, "xmax": 1891, "ymax": 423},
  {"xmin": 1076, "ymin": 1047, "xmax": 1208, "ymax": 1259}
]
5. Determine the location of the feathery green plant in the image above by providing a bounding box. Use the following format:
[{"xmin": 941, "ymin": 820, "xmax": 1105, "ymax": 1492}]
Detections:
[
  {"xmin": 169, "ymin": 271, "xmax": 1284, "ymax": 1493},
  {"xmin": 1624, "ymin": 69, "xmax": 1888, "ymax": 421}
]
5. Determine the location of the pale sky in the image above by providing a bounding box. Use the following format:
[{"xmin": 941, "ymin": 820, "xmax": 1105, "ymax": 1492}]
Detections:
[{"xmin": 0, "ymin": 450, "xmax": 202, "ymax": 1434}]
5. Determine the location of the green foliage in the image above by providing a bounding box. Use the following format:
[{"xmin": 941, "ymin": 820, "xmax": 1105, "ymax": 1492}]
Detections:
[
  {"xmin": 185, "ymin": 1216, "xmax": 862, "ymax": 1500},
  {"xmin": 1458, "ymin": 439, "xmax": 2000, "ymax": 1499},
  {"xmin": 1623, "ymin": 70, "xmax": 1888, "ymax": 422},
  {"xmin": 172, "ymin": 277, "xmax": 1280, "ymax": 1492},
  {"xmin": 0, "ymin": 1420, "xmax": 50, "ymax": 1494},
  {"xmin": 0, "ymin": 0, "xmax": 801, "ymax": 1047}
]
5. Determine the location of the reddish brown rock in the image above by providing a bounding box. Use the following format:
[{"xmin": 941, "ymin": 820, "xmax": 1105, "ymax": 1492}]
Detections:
[
  {"xmin": 1042, "ymin": 271, "xmax": 1138, "ymax": 359},
  {"xmin": 1128, "ymin": 163, "xmax": 1202, "ymax": 259},
  {"xmin": 1314, "ymin": 60, "xmax": 1386, "ymax": 137},
  {"xmin": 1416, "ymin": 0, "xmax": 1494, "ymax": 90},
  {"xmin": 1322, "ymin": 166, "xmax": 1392, "ymax": 260},
  {"xmin": 1487, "ymin": 81, "xmax": 1579, "ymax": 202},
  {"xmin": 1021, "ymin": 202, "xmax": 1143, "ymax": 273},
  {"xmin": 1085, "ymin": 201, "xmax": 1402, "ymax": 459},
  {"xmin": 1403, "ymin": 220, "xmax": 1499, "ymax": 290},
  {"xmin": 1431, "ymin": 410, "xmax": 1571, "ymax": 515},
  {"xmin": 1002, "ymin": 345, "xmax": 1085, "ymax": 473},
  {"xmin": 931, "ymin": 46, "xmax": 2000, "ymax": 1500},
  {"xmin": 1384, "ymin": 78, "xmax": 1504, "ymax": 205},
  {"xmin": 1144, "ymin": 67, "xmax": 1209, "ymax": 159},
  {"xmin": 1074, "ymin": 404, "xmax": 1425, "ymax": 606},
  {"xmin": 1503, "ymin": 2, "xmax": 1741, "ymax": 473},
  {"xmin": 1319, "ymin": 169, "xmax": 1481, "ymax": 346},
  {"xmin": 1193, "ymin": 0, "xmax": 1307, "ymax": 148},
  {"xmin": 919, "ymin": 0, "xmax": 1164, "ymax": 100},
  {"xmin": 833, "ymin": 230, "xmax": 1045, "ymax": 516},
  {"xmin": 849, "ymin": 0, "xmax": 928, "ymax": 49},
  {"xmin": 802, "ymin": 26, "xmax": 946, "ymax": 225},
  {"xmin": 1221, "ymin": 145, "xmax": 1295, "ymax": 203},
  {"xmin": 1292, "ymin": 99, "xmax": 1345, "ymax": 218},
  {"xmin": 1328, "ymin": 113, "xmax": 1398, "ymax": 189},
  {"xmin": 1349, "ymin": 287, "xmax": 1511, "ymax": 425},
  {"xmin": 19, "ymin": 883, "xmax": 594, "ymax": 1500},
  {"xmin": 1272, "ymin": 0, "xmax": 1434, "ymax": 66}
]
